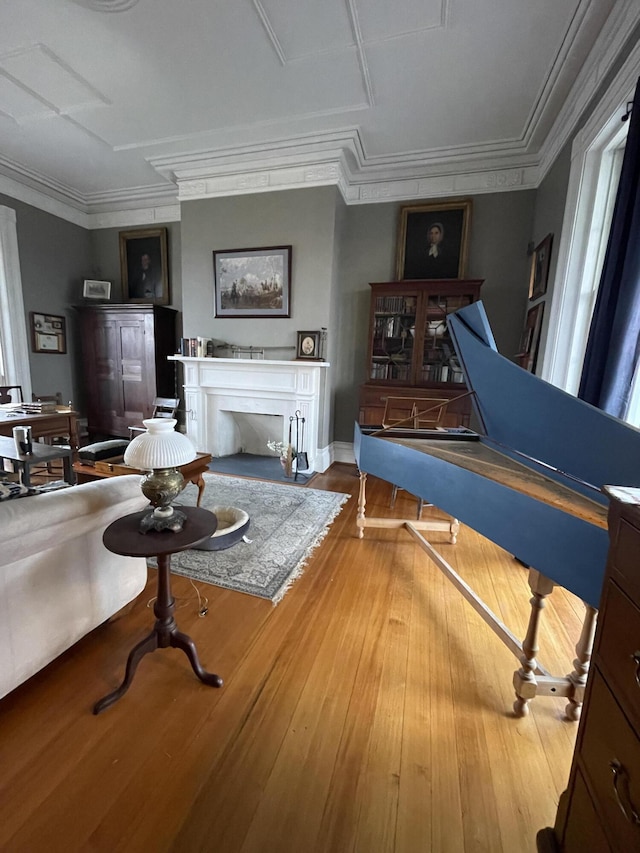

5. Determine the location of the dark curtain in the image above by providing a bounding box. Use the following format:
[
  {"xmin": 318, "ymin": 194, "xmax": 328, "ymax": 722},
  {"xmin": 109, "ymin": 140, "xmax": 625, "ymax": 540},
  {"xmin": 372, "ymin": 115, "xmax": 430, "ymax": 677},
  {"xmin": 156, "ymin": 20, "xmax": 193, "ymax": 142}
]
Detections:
[{"xmin": 578, "ymin": 76, "xmax": 640, "ymax": 417}]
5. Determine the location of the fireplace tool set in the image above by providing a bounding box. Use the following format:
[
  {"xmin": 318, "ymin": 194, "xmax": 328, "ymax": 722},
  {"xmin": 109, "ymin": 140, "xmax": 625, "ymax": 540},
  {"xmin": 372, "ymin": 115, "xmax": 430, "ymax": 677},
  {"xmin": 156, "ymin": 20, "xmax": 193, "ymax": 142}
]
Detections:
[{"xmin": 288, "ymin": 411, "xmax": 309, "ymax": 481}]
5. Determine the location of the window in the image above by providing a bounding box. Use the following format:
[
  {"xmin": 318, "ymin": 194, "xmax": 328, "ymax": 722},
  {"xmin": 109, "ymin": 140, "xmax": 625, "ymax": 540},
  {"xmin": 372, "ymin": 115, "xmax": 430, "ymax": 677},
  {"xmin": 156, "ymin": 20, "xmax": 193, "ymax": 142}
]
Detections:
[
  {"xmin": 541, "ymin": 110, "xmax": 628, "ymax": 396},
  {"xmin": 0, "ymin": 206, "xmax": 31, "ymax": 400}
]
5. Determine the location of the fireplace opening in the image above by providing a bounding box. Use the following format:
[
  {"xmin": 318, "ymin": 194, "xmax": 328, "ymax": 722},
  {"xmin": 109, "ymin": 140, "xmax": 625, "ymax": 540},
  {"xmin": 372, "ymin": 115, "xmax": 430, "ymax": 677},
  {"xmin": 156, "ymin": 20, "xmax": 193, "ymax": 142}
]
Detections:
[{"xmin": 218, "ymin": 412, "xmax": 284, "ymax": 457}]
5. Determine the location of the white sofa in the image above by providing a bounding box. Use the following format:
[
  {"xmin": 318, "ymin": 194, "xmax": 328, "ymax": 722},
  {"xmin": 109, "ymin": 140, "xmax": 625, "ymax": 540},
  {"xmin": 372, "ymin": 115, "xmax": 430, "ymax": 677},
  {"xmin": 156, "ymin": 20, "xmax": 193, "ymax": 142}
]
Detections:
[{"xmin": 0, "ymin": 475, "xmax": 148, "ymax": 700}]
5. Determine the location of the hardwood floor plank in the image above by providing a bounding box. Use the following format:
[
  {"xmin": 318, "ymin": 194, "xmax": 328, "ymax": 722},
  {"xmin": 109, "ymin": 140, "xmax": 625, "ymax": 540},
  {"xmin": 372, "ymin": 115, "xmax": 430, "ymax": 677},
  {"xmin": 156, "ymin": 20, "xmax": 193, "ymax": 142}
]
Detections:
[{"xmin": 0, "ymin": 466, "xmax": 579, "ymax": 852}]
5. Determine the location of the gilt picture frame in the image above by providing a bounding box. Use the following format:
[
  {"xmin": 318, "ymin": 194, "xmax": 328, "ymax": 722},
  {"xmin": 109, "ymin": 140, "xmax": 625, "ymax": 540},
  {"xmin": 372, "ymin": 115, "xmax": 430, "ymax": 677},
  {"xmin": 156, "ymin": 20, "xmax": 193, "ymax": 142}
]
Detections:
[
  {"xmin": 528, "ymin": 233, "xmax": 553, "ymax": 300},
  {"xmin": 213, "ymin": 245, "xmax": 291, "ymax": 318},
  {"xmin": 120, "ymin": 227, "xmax": 169, "ymax": 305},
  {"xmin": 396, "ymin": 198, "xmax": 472, "ymax": 280},
  {"xmin": 517, "ymin": 302, "xmax": 545, "ymax": 373}
]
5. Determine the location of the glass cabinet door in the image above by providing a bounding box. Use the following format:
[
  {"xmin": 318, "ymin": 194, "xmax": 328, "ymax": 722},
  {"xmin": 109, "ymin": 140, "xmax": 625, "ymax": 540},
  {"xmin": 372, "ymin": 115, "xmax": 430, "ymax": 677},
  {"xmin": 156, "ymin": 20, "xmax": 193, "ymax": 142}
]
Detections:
[
  {"xmin": 421, "ymin": 291, "xmax": 475, "ymax": 384},
  {"xmin": 370, "ymin": 293, "xmax": 417, "ymax": 381}
]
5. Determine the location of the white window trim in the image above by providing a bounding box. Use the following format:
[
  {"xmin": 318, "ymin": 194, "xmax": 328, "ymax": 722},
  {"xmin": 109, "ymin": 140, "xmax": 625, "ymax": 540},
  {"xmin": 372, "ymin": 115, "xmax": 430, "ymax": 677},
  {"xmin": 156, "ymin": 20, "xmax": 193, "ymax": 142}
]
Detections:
[
  {"xmin": 540, "ymin": 45, "xmax": 640, "ymax": 393},
  {"xmin": 0, "ymin": 206, "xmax": 32, "ymax": 400}
]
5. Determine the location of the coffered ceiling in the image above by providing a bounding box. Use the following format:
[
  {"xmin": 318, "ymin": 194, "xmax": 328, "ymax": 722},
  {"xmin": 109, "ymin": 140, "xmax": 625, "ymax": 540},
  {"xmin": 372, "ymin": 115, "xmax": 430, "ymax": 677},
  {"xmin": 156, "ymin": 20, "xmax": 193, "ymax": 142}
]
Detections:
[{"xmin": 0, "ymin": 0, "xmax": 637, "ymax": 226}]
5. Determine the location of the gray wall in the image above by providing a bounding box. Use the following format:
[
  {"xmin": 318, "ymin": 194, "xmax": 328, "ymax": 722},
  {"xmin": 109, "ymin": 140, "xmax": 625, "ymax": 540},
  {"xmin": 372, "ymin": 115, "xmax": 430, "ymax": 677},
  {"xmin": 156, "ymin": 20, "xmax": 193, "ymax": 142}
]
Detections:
[
  {"xmin": 1, "ymin": 193, "xmax": 91, "ymax": 407},
  {"xmin": 331, "ymin": 190, "xmax": 536, "ymax": 440},
  {"xmin": 176, "ymin": 187, "xmax": 535, "ymax": 443},
  {"xmin": 5, "ymin": 185, "xmax": 536, "ymax": 445},
  {"xmin": 180, "ymin": 188, "xmax": 340, "ymax": 447},
  {"xmin": 180, "ymin": 188, "xmax": 338, "ymax": 351},
  {"xmin": 89, "ymin": 221, "xmax": 182, "ymax": 311}
]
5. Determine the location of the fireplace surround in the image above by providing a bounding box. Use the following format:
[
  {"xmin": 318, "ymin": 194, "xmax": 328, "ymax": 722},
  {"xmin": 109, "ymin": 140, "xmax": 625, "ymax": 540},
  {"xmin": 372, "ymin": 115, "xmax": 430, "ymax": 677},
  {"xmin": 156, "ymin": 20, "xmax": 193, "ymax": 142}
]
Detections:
[{"xmin": 170, "ymin": 356, "xmax": 330, "ymax": 472}]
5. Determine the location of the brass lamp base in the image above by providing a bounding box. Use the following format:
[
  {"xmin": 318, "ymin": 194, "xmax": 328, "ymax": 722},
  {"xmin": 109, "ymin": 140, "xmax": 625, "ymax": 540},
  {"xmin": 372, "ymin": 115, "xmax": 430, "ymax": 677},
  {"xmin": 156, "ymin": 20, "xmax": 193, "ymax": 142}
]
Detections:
[
  {"xmin": 138, "ymin": 467, "xmax": 186, "ymax": 534},
  {"xmin": 139, "ymin": 505, "xmax": 188, "ymax": 533}
]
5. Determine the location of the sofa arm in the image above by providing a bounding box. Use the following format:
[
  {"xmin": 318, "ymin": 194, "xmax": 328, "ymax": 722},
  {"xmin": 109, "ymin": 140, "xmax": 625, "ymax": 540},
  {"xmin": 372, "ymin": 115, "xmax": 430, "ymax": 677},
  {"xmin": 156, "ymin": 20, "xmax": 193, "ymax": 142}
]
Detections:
[{"xmin": 1, "ymin": 475, "xmax": 148, "ymax": 567}]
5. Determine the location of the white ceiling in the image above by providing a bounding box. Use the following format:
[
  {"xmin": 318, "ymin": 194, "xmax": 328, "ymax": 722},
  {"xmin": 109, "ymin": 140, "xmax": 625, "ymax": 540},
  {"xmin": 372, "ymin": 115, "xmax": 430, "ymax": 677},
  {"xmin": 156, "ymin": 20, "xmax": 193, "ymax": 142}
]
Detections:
[{"xmin": 0, "ymin": 0, "xmax": 636, "ymax": 227}]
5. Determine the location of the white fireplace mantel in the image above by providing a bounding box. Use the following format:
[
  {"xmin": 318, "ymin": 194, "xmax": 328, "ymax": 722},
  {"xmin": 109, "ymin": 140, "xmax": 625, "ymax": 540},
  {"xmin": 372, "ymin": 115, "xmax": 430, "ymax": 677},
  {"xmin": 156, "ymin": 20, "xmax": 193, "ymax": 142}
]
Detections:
[{"xmin": 170, "ymin": 356, "xmax": 331, "ymax": 472}]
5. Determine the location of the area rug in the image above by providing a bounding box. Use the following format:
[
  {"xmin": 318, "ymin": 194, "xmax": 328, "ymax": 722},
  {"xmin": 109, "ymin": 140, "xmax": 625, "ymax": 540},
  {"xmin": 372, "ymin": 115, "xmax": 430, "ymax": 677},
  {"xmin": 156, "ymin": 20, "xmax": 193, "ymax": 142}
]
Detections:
[{"xmin": 149, "ymin": 473, "xmax": 349, "ymax": 603}]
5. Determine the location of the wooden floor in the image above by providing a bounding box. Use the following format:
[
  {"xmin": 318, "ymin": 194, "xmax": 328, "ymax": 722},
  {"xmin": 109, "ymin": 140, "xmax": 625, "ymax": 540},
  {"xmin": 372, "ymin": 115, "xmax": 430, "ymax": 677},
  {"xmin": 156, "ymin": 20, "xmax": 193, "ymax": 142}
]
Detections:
[{"xmin": 0, "ymin": 463, "xmax": 582, "ymax": 852}]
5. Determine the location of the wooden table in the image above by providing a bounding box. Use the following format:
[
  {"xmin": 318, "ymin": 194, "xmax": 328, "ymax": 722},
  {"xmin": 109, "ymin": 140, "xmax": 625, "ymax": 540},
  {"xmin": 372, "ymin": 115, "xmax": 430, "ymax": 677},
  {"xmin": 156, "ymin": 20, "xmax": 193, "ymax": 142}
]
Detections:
[
  {"xmin": 0, "ymin": 407, "xmax": 79, "ymax": 458},
  {"xmin": 0, "ymin": 435, "xmax": 75, "ymax": 486},
  {"xmin": 94, "ymin": 506, "xmax": 222, "ymax": 715},
  {"xmin": 72, "ymin": 452, "xmax": 213, "ymax": 506}
]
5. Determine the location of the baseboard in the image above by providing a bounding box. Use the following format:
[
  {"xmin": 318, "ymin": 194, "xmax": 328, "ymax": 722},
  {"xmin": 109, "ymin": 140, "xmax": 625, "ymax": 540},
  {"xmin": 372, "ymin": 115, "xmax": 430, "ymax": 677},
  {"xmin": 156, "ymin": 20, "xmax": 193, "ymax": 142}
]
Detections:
[{"xmin": 331, "ymin": 441, "xmax": 355, "ymax": 465}]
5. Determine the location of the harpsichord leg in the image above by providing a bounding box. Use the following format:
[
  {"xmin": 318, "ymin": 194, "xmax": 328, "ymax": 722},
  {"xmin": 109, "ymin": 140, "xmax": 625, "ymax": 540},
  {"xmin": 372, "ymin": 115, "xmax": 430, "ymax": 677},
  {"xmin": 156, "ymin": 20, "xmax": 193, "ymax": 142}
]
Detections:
[
  {"xmin": 449, "ymin": 518, "xmax": 460, "ymax": 544},
  {"xmin": 513, "ymin": 569, "xmax": 554, "ymax": 716},
  {"xmin": 357, "ymin": 471, "xmax": 367, "ymax": 539},
  {"xmin": 564, "ymin": 604, "xmax": 598, "ymax": 721}
]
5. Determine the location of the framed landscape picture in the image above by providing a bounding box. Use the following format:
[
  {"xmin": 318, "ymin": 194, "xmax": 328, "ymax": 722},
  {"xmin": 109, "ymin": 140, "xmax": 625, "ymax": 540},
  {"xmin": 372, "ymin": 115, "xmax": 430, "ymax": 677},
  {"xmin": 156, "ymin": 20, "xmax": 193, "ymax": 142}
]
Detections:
[
  {"xmin": 213, "ymin": 245, "xmax": 291, "ymax": 318},
  {"xmin": 120, "ymin": 227, "xmax": 169, "ymax": 305},
  {"xmin": 396, "ymin": 198, "xmax": 472, "ymax": 280}
]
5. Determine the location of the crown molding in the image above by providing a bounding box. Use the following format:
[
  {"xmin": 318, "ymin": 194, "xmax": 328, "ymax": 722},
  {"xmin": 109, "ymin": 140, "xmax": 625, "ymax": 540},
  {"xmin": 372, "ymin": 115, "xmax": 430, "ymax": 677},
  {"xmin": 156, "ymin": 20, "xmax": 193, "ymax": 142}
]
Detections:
[
  {"xmin": 537, "ymin": 0, "xmax": 640, "ymax": 180},
  {"xmin": 1, "ymin": 0, "xmax": 638, "ymax": 233},
  {"xmin": 0, "ymin": 171, "xmax": 88, "ymax": 227}
]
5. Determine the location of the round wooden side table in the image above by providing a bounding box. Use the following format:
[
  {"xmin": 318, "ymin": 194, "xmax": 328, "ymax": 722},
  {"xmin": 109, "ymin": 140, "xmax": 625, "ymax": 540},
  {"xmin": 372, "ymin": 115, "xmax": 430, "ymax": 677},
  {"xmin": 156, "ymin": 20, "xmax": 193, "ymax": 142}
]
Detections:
[{"xmin": 94, "ymin": 505, "xmax": 222, "ymax": 715}]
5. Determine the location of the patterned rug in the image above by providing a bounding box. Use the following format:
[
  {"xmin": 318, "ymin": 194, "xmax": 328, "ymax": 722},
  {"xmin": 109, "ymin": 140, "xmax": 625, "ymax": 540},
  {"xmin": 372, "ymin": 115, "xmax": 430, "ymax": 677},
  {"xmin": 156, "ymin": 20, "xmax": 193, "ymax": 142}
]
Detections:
[{"xmin": 149, "ymin": 473, "xmax": 349, "ymax": 603}]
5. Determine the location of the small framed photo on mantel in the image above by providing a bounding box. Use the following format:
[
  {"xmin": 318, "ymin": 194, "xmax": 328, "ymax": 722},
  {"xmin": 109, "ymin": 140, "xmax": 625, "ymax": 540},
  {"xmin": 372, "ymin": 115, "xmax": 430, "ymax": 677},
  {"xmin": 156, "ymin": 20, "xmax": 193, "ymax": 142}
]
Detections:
[{"xmin": 296, "ymin": 330, "xmax": 323, "ymax": 360}]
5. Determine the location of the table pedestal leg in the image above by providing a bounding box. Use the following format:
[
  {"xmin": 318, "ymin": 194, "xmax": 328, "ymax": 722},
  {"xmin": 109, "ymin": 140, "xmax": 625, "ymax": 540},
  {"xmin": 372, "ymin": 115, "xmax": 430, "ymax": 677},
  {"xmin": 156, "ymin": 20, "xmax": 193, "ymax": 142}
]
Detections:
[
  {"xmin": 93, "ymin": 630, "xmax": 158, "ymax": 714},
  {"xmin": 93, "ymin": 552, "xmax": 222, "ymax": 715}
]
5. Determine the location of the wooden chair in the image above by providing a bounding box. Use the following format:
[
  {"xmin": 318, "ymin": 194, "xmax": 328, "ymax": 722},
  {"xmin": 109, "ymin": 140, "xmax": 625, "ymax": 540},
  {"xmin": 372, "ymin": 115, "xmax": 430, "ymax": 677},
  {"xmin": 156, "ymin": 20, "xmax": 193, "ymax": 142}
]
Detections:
[
  {"xmin": 31, "ymin": 392, "xmax": 67, "ymax": 477},
  {"xmin": 0, "ymin": 385, "xmax": 23, "ymax": 405},
  {"xmin": 383, "ymin": 396, "xmax": 449, "ymax": 518},
  {"xmin": 129, "ymin": 397, "xmax": 180, "ymax": 440}
]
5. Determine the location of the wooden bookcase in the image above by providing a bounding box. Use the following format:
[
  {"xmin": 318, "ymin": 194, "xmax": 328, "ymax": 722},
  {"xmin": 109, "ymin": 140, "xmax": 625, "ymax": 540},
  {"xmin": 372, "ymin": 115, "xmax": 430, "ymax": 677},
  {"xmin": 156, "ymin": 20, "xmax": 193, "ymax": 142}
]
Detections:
[{"xmin": 359, "ymin": 279, "xmax": 483, "ymax": 427}]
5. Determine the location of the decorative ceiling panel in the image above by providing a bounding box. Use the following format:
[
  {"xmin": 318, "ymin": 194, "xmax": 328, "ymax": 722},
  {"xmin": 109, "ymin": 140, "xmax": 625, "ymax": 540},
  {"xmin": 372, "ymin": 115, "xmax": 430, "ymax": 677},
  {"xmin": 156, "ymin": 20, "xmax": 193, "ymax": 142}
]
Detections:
[
  {"xmin": 257, "ymin": 0, "xmax": 354, "ymax": 60},
  {"xmin": 0, "ymin": 45, "xmax": 109, "ymax": 114},
  {"xmin": 356, "ymin": 0, "xmax": 445, "ymax": 43},
  {"xmin": 0, "ymin": 0, "xmax": 630, "ymax": 219}
]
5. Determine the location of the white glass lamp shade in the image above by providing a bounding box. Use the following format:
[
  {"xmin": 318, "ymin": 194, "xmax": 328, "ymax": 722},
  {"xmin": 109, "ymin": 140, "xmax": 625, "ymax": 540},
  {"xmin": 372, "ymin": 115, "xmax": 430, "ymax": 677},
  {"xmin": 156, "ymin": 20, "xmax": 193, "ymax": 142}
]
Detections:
[{"xmin": 124, "ymin": 418, "xmax": 196, "ymax": 470}]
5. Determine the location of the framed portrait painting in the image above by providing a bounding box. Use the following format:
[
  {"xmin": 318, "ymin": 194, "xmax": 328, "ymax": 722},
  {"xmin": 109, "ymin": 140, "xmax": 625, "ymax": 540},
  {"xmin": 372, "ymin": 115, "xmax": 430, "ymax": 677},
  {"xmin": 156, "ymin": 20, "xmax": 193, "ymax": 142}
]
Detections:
[
  {"xmin": 120, "ymin": 227, "xmax": 169, "ymax": 305},
  {"xmin": 528, "ymin": 233, "xmax": 553, "ymax": 300},
  {"xmin": 396, "ymin": 199, "xmax": 472, "ymax": 280},
  {"xmin": 213, "ymin": 245, "xmax": 291, "ymax": 318}
]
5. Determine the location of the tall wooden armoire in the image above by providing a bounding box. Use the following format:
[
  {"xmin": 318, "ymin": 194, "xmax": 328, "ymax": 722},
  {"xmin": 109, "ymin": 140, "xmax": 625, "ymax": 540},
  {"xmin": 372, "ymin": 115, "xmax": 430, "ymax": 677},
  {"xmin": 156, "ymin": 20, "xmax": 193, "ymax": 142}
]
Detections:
[{"xmin": 77, "ymin": 304, "xmax": 177, "ymax": 439}]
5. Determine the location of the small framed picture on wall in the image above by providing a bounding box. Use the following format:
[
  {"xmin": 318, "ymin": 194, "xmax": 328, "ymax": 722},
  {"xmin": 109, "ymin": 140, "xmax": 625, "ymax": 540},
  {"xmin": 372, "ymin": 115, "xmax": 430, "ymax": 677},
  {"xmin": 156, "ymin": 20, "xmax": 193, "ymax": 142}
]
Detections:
[{"xmin": 30, "ymin": 312, "xmax": 67, "ymax": 354}]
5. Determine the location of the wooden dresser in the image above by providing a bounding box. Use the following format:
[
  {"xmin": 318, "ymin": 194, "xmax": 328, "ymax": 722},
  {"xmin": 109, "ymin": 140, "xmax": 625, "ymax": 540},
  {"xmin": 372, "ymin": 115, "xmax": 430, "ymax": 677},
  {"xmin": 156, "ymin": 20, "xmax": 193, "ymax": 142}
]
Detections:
[
  {"xmin": 538, "ymin": 486, "xmax": 640, "ymax": 852},
  {"xmin": 77, "ymin": 304, "xmax": 177, "ymax": 439}
]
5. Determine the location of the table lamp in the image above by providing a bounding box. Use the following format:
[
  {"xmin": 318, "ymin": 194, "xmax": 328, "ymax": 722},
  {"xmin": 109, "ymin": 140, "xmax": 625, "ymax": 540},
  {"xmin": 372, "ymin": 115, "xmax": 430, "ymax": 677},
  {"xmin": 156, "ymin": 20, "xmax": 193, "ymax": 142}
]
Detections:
[{"xmin": 124, "ymin": 418, "xmax": 196, "ymax": 533}]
